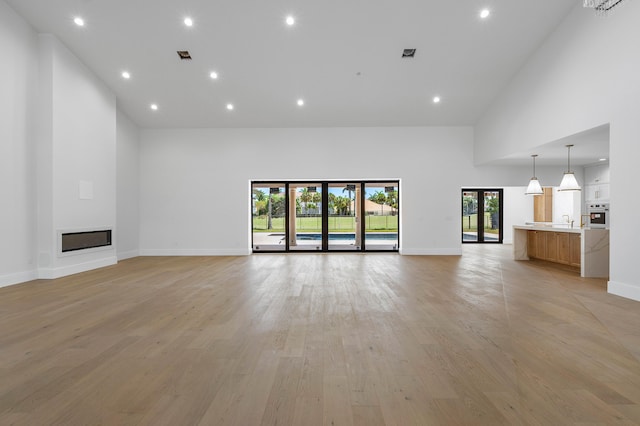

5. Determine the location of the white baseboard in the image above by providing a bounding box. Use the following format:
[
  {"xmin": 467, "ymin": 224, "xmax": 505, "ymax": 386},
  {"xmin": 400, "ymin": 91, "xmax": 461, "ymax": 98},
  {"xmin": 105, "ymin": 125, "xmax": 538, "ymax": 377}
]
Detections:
[
  {"xmin": 38, "ymin": 256, "xmax": 118, "ymax": 279},
  {"xmin": 139, "ymin": 248, "xmax": 251, "ymax": 256},
  {"xmin": 400, "ymin": 248, "xmax": 463, "ymax": 256},
  {"xmin": 0, "ymin": 270, "xmax": 38, "ymax": 289},
  {"xmin": 608, "ymin": 280, "xmax": 640, "ymax": 302},
  {"xmin": 117, "ymin": 250, "xmax": 139, "ymax": 261}
]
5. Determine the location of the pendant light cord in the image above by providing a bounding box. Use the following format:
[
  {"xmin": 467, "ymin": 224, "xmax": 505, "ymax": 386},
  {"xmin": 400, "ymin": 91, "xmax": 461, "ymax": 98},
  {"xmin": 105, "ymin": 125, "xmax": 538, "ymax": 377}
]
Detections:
[{"xmin": 566, "ymin": 144, "xmax": 573, "ymax": 173}]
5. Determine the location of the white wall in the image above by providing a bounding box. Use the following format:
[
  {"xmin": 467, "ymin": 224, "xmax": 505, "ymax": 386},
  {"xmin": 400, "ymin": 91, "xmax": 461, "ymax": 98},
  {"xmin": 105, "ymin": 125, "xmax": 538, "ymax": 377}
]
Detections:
[
  {"xmin": 464, "ymin": 165, "xmax": 577, "ymax": 189},
  {"xmin": 502, "ymin": 188, "xmax": 533, "ymax": 244},
  {"xmin": 139, "ymin": 127, "xmax": 556, "ymax": 255},
  {"xmin": 475, "ymin": 3, "xmax": 640, "ymax": 301},
  {"xmin": 475, "ymin": 4, "xmax": 635, "ymax": 163},
  {"xmin": 36, "ymin": 35, "xmax": 117, "ymax": 279},
  {"xmin": 140, "ymin": 127, "xmax": 477, "ymax": 255},
  {"xmin": 0, "ymin": 1, "xmax": 38, "ymax": 287},
  {"xmin": 552, "ymin": 188, "xmax": 581, "ymax": 226},
  {"xmin": 116, "ymin": 109, "xmax": 140, "ymax": 260},
  {"xmin": 1, "ymin": 3, "xmax": 121, "ymax": 286},
  {"xmin": 36, "ymin": 34, "xmax": 54, "ymax": 278}
]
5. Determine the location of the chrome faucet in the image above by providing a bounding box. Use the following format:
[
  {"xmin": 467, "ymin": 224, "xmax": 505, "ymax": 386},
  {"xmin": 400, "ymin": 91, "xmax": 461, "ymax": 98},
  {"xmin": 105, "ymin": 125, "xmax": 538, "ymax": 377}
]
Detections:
[{"xmin": 562, "ymin": 215, "xmax": 574, "ymax": 228}]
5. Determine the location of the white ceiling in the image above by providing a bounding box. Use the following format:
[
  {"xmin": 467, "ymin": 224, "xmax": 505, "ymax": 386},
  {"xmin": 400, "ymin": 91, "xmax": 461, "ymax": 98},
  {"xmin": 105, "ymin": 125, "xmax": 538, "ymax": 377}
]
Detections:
[
  {"xmin": 10, "ymin": 0, "xmax": 608, "ymax": 165},
  {"xmin": 8, "ymin": 0, "xmax": 579, "ymax": 130},
  {"xmin": 487, "ymin": 124, "xmax": 611, "ymax": 167}
]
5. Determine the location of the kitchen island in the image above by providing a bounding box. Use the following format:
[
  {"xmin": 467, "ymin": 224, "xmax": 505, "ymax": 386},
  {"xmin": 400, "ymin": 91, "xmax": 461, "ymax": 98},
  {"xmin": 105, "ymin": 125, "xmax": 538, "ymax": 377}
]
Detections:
[{"xmin": 513, "ymin": 225, "xmax": 609, "ymax": 278}]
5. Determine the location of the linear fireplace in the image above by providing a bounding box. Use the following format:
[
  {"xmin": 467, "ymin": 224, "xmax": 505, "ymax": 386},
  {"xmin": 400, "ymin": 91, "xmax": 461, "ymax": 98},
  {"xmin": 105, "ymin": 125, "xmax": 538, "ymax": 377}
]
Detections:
[{"xmin": 61, "ymin": 229, "xmax": 112, "ymax": 253}]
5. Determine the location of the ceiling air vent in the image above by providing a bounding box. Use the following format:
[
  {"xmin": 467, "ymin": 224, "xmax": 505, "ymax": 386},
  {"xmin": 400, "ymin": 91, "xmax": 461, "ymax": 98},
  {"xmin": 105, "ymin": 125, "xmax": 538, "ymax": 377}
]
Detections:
[
  {"xmin": 402, "ymin": 49, "xmax": 416, "ymax": 58},
  {"xmin": 177, "ymin": 50, "xmax": 192, "ymax": 60}
]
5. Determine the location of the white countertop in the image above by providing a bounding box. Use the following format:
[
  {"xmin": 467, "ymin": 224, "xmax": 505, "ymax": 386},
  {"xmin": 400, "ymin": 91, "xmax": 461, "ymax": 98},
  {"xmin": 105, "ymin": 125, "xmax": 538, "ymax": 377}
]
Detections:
[{"xmin": 513, "ymin": 224, "xmax": 598, "ymax": 234}]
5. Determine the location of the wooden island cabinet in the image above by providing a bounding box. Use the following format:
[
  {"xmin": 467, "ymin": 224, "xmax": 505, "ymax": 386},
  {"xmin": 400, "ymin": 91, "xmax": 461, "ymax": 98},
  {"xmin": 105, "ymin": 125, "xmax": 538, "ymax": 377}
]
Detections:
[
  {"xmin": 526, "ymin": 230, "xmax": 580, "ymax": 267},
  {"xmin": 514, "ymin": 225, "xmax": 609, "ymax": 278}
]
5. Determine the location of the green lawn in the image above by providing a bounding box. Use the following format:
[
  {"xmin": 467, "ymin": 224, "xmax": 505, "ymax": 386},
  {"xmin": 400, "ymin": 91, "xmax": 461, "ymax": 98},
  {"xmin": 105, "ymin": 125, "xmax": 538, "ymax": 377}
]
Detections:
[
  {"xmin": 252, "ymin": 215, "xmax": 398, "ymax": 232},
  {"xmin": 462, "ymin": 213, "xmax": 500, "ymax": 234}
]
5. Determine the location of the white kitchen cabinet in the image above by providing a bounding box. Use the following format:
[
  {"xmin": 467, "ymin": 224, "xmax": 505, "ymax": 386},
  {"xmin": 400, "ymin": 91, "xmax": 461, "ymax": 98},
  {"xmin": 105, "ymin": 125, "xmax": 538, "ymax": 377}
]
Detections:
[
  {"xmin": 585, "ymin": 183, "xmax": 609, "ymax": 202},
  {"xmin": 584, "ymin": 164, "xmax": 610, "ymax": 202}
]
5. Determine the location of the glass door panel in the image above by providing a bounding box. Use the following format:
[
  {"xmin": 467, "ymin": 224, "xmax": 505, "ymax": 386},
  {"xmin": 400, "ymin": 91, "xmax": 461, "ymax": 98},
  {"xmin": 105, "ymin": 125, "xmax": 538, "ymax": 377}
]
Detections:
[
  {"xmin": 252, "ymin": 183, "xmax": 286, "ymax": 251},
  {"xmin": 289, "ymin": 183, "xmax": 323, "ymax": 251},
  {"xmin": 484, "ymin": 191, "xmax": 501, "ymax": 242},
  {"xmin": 461, "ymin": 189, "xmax": 503, "ymax": 243},
  {"xmin": 328, "ymin": 183, "xmax": 361, "ymax": 251},
  {"xmin": 364, "ymin": 183, "xmax": 399, "ymax": 251},
  {"xmin": 462, "ymin": 191, "xmax": 479, "ymax": 242},
  {"xmin": 251, "ymin": 180, "xmax": 400, "ymax": 252}
]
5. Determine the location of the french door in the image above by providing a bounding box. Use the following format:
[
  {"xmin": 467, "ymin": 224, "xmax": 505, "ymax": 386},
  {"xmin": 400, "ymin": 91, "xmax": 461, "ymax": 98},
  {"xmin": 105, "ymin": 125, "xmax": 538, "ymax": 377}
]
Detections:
[
  {"xmin": 461, "ymin": 189, "xmax": 503, "ymax": 243},
  {"xmin": 252, "ymin": 181, "xmax": 399, "ymax": 252}
]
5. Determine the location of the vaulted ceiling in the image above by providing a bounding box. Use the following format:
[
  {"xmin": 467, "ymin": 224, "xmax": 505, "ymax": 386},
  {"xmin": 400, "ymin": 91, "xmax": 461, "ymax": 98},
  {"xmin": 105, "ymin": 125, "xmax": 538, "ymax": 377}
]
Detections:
[{"xmin": 7, "ymin": 0, "xmax": 578, "ymax": 130}]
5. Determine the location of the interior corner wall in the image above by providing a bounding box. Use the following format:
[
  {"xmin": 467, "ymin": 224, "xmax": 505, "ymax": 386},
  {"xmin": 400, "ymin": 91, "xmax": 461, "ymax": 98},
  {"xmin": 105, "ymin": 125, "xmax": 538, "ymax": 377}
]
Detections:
[
  {"xmin": 36, "ymin": 35, "xmax": 118, "ymax": 279},
  {"xmin": 475, "ymin": 2, "xmax": 640, "ymax": 301},
  {"xmin": 116, "ymin": 109, "xmax": 140, "ymax": 260},
  {"xmin": 139, "ymin": 127, "xmax": 475, "ymax": 256},
  {"xmin": 0, "ymin": 0, "xmax": 38, "ymax": 287}
]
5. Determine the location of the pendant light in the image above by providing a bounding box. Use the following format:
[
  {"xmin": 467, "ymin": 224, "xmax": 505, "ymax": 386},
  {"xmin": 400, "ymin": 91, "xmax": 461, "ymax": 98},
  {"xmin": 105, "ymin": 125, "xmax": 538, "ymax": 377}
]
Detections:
[
  {"xmin": 558, "ymin": 144, "xmax": 581, "ymax": 191},
  {"xmin": 525, "ymin": 154, "xmax": 544, "ymax": 195}
]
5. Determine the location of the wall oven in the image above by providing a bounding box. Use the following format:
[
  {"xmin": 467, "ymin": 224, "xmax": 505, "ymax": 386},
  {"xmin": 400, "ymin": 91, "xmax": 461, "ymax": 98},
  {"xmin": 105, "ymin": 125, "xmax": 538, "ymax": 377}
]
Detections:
[{"xmin": 587, "ymin": 203, "xmax": 609, "ymax": 228}]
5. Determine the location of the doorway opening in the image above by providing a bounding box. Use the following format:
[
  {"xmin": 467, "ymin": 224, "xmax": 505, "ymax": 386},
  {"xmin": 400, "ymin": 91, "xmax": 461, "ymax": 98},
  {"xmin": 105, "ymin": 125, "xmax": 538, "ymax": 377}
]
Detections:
[
  {"xmin": 461, "ymin": 189, "xmax": 503, "ymax": 243},
  {"xmin": 252, "ymin": 181, "xmax": 399, "ymax": 252}
]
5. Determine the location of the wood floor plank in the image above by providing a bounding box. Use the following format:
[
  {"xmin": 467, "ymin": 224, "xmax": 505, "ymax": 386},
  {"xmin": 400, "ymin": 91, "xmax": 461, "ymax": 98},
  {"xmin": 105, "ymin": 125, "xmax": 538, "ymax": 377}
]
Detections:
[
  {"xmin": 260, "ymin": 357, "xmax": 303, "ymax": 426},
  {"xmin": 351, "ymin": 405, "xmax": 386, "ymax": 426},
  {"xmin": 197, "ymin": 373, "xmax": 251, "ymax": 426},
  {"xmin": 0, "ymin": 246, "xmax": 638, "ymax": 425},
  {"xmin": 292, "ymin": 396, "xmax": 323, "ymax": 426},
  {"xmin": 483, "ymin": 391, "xmax": 526, "ymax": 426},
  {"xmin": 323, "ymin": 375, "xmax": 353, "ymax": 426},
  {"xmin": 231, "ymin": 350, "xmax": 280, "ymax": 426}
]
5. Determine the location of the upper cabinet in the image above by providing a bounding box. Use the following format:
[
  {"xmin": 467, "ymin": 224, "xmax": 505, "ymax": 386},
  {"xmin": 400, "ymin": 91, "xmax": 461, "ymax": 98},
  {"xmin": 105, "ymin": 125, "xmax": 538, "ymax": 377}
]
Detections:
[
  {"xmin": 584, "ymin": 163, "xmax": 610, "ymax": 202},
  {"xmin": 585, "ymin": 184, "xmax": 610, "ymax": 202},
  {"xmin": 584, "ymin": 164, "xmax": 609, "ymax": 185},
  {"xmin": 534, "ymin": 187, "xmax": 553, "ymax": 222}
]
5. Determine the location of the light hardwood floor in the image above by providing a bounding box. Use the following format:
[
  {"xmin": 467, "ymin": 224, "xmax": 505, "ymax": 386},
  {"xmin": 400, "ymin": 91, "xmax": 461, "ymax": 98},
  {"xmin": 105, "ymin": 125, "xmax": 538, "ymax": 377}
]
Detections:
[{"xmin": 1, "ymin": 245, "xmax": 639, "ymax": 425}]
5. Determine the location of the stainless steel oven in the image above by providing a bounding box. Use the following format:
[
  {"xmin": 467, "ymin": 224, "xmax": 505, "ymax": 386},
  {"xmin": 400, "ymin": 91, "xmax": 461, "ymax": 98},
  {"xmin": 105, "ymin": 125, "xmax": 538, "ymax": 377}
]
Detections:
[{"xmin": 587, "ymin": 203, "xmax": 609, "ymax": 228}]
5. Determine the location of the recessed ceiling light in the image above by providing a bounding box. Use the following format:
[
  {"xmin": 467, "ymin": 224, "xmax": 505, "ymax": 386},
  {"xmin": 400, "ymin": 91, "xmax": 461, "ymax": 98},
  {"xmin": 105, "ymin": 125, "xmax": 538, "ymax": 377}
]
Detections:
[
  {"xmin": 480, "ymin": 9, "xmax": 491, "ymax": 19},
  {"xmin": 150, "ymin": 104, "xmax": 158, "ymax": 111},
  {"xmin": 121, "ymin": 71, "xmax": 130, "ymax": 79},
  {"xmin": 285, "ymin": 15, "xmax": 295, "ymax": 26},
  {"xmin": 599, "ymin": 158, "xmax": 607, "ymax": 161},
  {"xmin": 226, "ymin": 104, "xmax": 234, "ymax": 110},
  {"xmin": 73, "ymin": 17, "xmax": 85, "ymax": 26},
  {"xmin": 297, "ymin": 99, "xmax": 304, "ymax": 106},
  {"xmin": 210, "ymin": 71, "xmax": 218, "ymax": 79},
  {"xmin": 184, "ymin": 17, "xmax": 193, "ymax": 27},
  {"xmin": 433, "ymin": 96, "xmax": 441, "ymax": 104}
]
